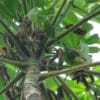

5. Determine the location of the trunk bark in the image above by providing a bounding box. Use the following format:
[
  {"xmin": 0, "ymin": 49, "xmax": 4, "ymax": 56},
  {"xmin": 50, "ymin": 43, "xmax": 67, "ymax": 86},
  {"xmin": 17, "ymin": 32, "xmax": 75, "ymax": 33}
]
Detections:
[{"xmin": 22, "ymin": 58, "xmax": 45, "ymax": 100}]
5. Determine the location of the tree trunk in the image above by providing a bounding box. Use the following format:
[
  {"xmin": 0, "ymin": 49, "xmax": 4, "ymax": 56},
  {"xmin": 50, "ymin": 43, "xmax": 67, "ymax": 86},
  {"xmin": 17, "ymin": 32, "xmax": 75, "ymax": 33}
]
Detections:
[{"xmin": 22, "ymin": 58, "xmax": 45, "ymax": 100}]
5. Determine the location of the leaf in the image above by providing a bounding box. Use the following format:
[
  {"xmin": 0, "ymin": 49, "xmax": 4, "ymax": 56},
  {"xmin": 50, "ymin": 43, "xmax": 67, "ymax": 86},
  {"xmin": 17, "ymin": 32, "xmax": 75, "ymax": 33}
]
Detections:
[
  {"xmin": 94, "ymin": 78, "xmax": 100, "ymax": 85},
  {"xmin": 63, "ymin": 11, "xmax": 79, "ymax": 24},
  {"xmin": 27, "ymin": 7, "xmax": 54, "ymax": 27},
  {"xmin": 89, "ymin": 46, "xmax": 100, "ymax": 53},
  {"xmin": 44, "ymin": 18, "xmax": 53, "ymax": 35},
  {"xmin": 30, "ymin": 0, "xmax": 51, "ymax": 7},
  {"xmin": 0, "ymin": 0, "xmax": 21, "ymax": 18},
  {"xmin": 65, "ymin": 80, "xmax": 85, "ymax": 95},
  {"xmin": 85, "ymin": 34, "xmax": 100, "ymax": 45},
  {"xmin": 0, "ymin": 81, "xmax": 6, "ymax": 99},
  {"xmin": 80, "ymin": 42, "xmax": 92, "ymax": 63},
  {"xmin": 44, "ymin": 78, "xmax": 58, "ymax": 91},
  {"xmin": 88, "ymin": 3, "xmax": 100, "ymax": 22},
  {"xmin": 60, "ymin": 33, "xmax": 82, "ymax": 49},
  {"xmin": 0, "ymin": 36, "xmax": 5, "ymax": 47},
  {"xmin": 81, "ymin": 22, "xmax": 93, "ymax": 32},
  {"xmin": 88, "ymin": 3, "xmax": 100, "ymax": 12},
  {"xmin": 5, "ymin": 64, "xmax": 17, "ymax": 79},
  {"xmin": 74, "ymin": 0, "xmax": 88, "ymax": 9},
  {"xmin": 92, "ymin": 14, "xmax": 100, "ymax": 23},
  {"xmin": 79, "ymin": 92, "xmax": 95, "ymax": 100},
  {"xmin": 0, "ymin": 95, "xmax": 5, "ymax": 100},
  {"xmin": 85, "ymin": 0, "xmax": 98, "ymax": 3},
  {"xmin": 27, "ymin": 7, "xmax": 40, "ymax": 21},
  {"xmin": 92, "ymin": 65, "xmax": 100, "ymax": 71}
]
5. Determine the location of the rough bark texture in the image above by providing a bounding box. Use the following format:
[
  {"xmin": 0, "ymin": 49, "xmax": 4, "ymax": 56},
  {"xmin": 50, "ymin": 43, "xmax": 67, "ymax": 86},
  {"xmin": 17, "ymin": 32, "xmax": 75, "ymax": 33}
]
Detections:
[{"xmin": 22, "ymin": 58, "xmax": 45, "ymax": 100}]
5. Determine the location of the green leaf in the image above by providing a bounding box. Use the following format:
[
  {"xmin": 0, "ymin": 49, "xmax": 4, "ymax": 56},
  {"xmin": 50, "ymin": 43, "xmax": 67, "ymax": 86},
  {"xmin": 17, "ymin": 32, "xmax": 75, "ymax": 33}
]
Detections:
[
  {"xmin": 30, "ymin": 0, "xmax": 51, "ymax": 7},
  {"xmin": 0, "ymin": 95, "xmax": 5, "ymax": 100},
  {"xmin": 81, "ymin": 22, "xmax": 93, "ymax": 32},
  {"xmin": 63, "ymin": 11, "xmax": 79, "ymax": 24},
  {"xmin": 27, "ymin": 7, "xmax": 40, "ymax": 21},
  {"xmin": 44, "ymin": 78, "xmax": 58, "ymax": 91},
  {"xmin": 88, "ymin": 3, "xmax": 100, "ymax": 12},
  {"xmin": 93, "ymin": 14, "xmax": 100, "ymax": 23},
  {"xmin": 94, "ymin": 78, "xmax": 100, "ymax": 85},
  {"xmin": 65, "ymin": 80, "xmax": 85, "ymax": 93},
  {"xmin": 27, "ymin": 7, "xmax": 54, "ymax": 27},
  {"xmin": 93, "ymin": 65, "xmax": 100, "ymax": 71},
  {"xmin": 44, "ymin": 18, "xmax": 53, "ymax": 35},
  {"xmin": 0, "ymin": 81, "xmax": 4, "ymax": 89},
  {"xmin": 79, "ymin": 92, "xmax": 94, "ymax": 100},
  {"xmin": 0, "ymin": 81, "xmax": 5, "ymax": 100},
  {"xmin": 85, "ymin": 0, "xmax": 98, "ymax": 3},
  {"xmin": 60, "ymin": 33, "xmax": 82, "ymax": 49},
  {"xmin": 74, "ymin": 0, "xmax": 88, "ymax": 9},
  {"xmin": 0, "ymin": 36, "xmax": 5, "ymax": 47},
  {"xmin": 88, "ymin": 3, "xmax": 100, "ymax": 22},
  {"xmin": 6, "ymin": 64, "xmax": 17, "ymax": 79},
  {"xmin": 0, "ymin": 0, "xmax": 21, "ymax": 18},
  {"xmin": 89, "ymin": 46, "xmax": 100, "ymax": 53},
  {"xmin": 80, "ymin": 42, "xmax": 92, "ymax": 63},
  {"xmin": 85, "ymin": 34, "xmax": 100, "ymax": 44}
]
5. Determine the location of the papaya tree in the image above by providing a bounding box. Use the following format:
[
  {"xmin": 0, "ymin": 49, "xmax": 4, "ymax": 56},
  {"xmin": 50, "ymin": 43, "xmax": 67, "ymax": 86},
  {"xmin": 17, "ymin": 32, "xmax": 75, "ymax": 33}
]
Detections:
[{"xmin": 0, "ymin": 0, "xmax": 100, "ymax": 100}]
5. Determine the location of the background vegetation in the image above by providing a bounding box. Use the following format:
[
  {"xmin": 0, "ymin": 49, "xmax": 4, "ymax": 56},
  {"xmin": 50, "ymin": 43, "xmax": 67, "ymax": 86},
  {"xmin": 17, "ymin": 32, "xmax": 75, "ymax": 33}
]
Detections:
[{"xmin": 0, "ymin": 0, "xmax": 100, "ymax": 100}]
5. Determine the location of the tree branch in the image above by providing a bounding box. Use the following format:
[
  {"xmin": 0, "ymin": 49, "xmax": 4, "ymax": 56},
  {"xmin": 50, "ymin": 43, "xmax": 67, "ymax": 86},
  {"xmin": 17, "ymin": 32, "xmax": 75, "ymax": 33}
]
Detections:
[
  {"xmin": 0, "ymin": 72, "xmax": 25, "ymax": 94},
  {"xmin": 39, "ymin": 61, "xmax": 100, "ymax": 80},
  {"xmin": 50, "ymin": 0, "xmax": 59, "ymax": 9},
  {"xmin": 0, "ymin": 58, "xmax": 28, "ymax": 66},
  {"xmin": 85, "ymin": 70, "xmax": 100, "ymax": 75},
  {"xmin": 47, "ymin": 8, "xmax": 100, "ymax": 47},
  {"xmin": 55, "ymin": 0, "xmax": 74, "ymax": 27},
  {"xmin": 51, "ymin": 0, "xmax": 67, "ymax": 26}
]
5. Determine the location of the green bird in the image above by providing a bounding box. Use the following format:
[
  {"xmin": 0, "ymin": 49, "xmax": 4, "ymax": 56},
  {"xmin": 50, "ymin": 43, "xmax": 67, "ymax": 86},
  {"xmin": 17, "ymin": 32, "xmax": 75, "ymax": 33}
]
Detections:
[{"xmin": 63, "ymin": 43, "xmax": 84, "ymax": 65}]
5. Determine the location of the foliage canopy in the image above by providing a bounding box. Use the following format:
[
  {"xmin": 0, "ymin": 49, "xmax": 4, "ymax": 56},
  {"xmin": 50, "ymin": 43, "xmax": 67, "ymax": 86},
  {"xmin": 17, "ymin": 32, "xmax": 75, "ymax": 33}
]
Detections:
[{"xmin": 0, "ymin": 0, "xmax": 100, "ymax": 100}]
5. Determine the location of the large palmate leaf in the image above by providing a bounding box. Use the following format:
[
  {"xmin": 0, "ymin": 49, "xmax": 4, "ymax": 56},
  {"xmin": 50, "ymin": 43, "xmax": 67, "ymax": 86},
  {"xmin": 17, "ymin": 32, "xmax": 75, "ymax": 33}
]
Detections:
[{"xmin": 0, "ymin": 0, "xmax": 21, "ymax": 18}]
